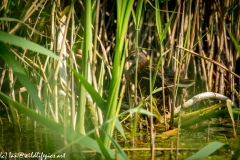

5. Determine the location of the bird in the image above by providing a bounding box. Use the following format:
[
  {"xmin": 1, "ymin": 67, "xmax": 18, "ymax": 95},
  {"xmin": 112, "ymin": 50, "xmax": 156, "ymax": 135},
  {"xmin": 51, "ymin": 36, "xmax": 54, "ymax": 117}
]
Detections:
[{"xmin": 125, "ymin": 51, "xmax": 194, "ymax": 97}]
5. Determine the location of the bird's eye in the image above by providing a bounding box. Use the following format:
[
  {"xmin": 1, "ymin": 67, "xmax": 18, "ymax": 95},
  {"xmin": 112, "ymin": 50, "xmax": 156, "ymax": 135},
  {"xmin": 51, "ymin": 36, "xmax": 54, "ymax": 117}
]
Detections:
[{"xmin": 130, "ymin": 55, "xmax": 135, "ymax": 60}]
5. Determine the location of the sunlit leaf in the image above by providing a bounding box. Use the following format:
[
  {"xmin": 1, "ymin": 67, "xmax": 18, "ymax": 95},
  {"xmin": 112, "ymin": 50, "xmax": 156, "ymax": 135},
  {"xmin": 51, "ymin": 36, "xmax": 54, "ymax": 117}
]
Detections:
[{"xmin": 0, "ymin": 31, "xmax": 60, "ymax": 60}]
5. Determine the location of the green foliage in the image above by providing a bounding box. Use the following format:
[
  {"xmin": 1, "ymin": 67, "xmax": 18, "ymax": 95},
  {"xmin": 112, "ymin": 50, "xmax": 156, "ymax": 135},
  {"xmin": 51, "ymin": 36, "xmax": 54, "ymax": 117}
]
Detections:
[
  {"xmin": 1, "ymin": 0, "xmax": 240, "ymax": 159},
  {"xmin": 0, "ymin": 31, "xmax": 59, "ymax": 60},
  {"xmin": 0, "ymin": 92, "xmax": 123, "ymax": 159},
  {"xmin": 186, "ymin": 142, "xmax": 230, "ymax": 160}
]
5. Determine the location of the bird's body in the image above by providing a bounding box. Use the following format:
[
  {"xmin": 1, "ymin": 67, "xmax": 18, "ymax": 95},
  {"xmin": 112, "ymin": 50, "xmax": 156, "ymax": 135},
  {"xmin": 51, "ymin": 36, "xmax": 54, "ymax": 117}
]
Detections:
[{"xmin": 125, "ymin": 51, "xmax": 194, "ymax": 96}]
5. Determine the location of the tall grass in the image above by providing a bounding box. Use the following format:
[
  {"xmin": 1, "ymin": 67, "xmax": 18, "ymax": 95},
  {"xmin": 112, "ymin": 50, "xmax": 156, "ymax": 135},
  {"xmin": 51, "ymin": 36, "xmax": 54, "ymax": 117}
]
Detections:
[{"xmin": 0, "ymin": 0, "xmax": 240, "ymax": 159}]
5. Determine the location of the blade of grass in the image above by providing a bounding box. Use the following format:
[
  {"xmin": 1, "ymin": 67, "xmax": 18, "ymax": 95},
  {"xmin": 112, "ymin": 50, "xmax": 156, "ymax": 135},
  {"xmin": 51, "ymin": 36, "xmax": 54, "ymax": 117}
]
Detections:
[
  {"xmin": 77, "ymin": 0, "xmax": 92, "ymax": 134},
  {"xmin": 225, "ymin": 24, "xmax": 240, "ymax": 57},
  {"xmin": 186, "ymin": 142, "xmax": 229, "ymax": 160},
  {"xmin": 0, "ymin": 31, "xmax": 60, "ymax": 60},
  {"xmin": 226, "ymin": 99, "xmax": 237, "ymax": 138},
  {"xmin": 105, "ymin": 131, "xmax": 129, "ymax": 160},
  {"xmin": 71, "ymin": 68, "xmax": 106, "ymax": 113},
  {"xmin": 101, "ymin": 0, "xmax": 134, "ymax": 149},
  {"xmin": 0, "ymin": 42, "xmax": 44, "ymax": 114},
  {"xmin": 94, "ymin": 132, "xmax": 112, "ymax": 160}
]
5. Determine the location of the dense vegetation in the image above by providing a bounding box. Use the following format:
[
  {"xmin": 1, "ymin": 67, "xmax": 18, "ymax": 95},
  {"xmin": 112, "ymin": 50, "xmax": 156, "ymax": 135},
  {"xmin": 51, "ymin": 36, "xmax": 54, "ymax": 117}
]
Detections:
[{"xmin": 0, "ymin": 0, "xmax": 240, "ymax": 159}]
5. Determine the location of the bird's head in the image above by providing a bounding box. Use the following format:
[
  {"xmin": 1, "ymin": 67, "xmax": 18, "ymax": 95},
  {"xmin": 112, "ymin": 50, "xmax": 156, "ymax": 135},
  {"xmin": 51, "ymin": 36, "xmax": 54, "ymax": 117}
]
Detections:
[{"xmin": 126, "ymin": 51, "xmax": 148, "ymax": 64}]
